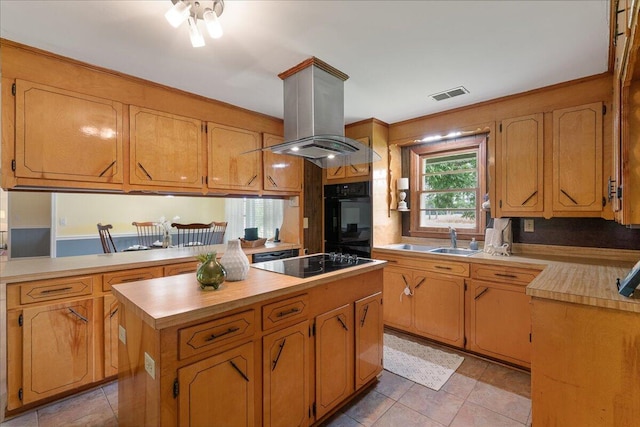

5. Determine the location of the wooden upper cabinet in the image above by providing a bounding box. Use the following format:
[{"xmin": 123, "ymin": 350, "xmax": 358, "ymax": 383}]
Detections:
[
  {"xmin": 14, "ymin": 80, "xmax": 123, "ymax": 187},
  {"xmin": 208, "ymin": 123, "xmax": 261, "ymax": 191},
  {"xmin": 129, "ymin": 106, "xmax": 203, "ymax": 189},
  {"xmin": 552, "ymin": 102, "xmax": 604, "ymax": 213},
  {"xmin": 496, "ymin": 114, "xmax": 544, "ymax": 216},
  {"xmin": 326, "ymin": 137, "xmax": 370, "ymax": 181},
  {"xmin": 263, "ymin": 133, "xmax": 302, "ymax": 192}
]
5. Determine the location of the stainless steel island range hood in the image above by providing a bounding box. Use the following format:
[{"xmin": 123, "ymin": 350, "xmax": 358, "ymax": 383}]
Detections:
[{"xmin": 268, "ymin": 57, "xmax": 380, "ymax": 168}]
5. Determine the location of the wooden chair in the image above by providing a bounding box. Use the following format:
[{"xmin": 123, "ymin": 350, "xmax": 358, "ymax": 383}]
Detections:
[
  {"xmin": 132, "ymin": 221, "xmax": 164, "ymax": 247},
  {"xmin": 97, "ymin": 223, "xmax": 117, "ymax": 253},
  {"xmin": 171, "ymin": 222, "xmax": 226, "ymax": 247}
]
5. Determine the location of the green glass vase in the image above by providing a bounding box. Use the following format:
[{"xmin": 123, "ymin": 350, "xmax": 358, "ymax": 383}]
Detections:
[{"xmin": 196, "ymin": 252, "xmax": 226, "ymax": 290}]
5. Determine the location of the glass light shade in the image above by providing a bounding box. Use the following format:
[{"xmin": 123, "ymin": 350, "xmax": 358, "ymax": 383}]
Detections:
[
  {"xmin": 398, "ymin": 177, "xmax": 409, "ymax": 190},
  {"xmin": 187, "ymin": 16, "xmax": 205, "ymax": 47},
  {"xmin": 165, "ymin": 1, "xmax": 191, "ymax": 28},
  {"xmin": 203, "ymin": 8, "xmax": 223, "ymax": 39}
]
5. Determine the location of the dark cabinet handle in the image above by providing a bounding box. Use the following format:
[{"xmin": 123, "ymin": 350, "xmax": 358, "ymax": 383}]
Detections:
[
  {"xmin": 229, "ymin": 360, "xmax": 250, "ymax": 382},
  {"xmin": 41, "ymin": 286, "xmax": 72, "ymax": 294},
  {"xmin": 109, "ymin": 307, "xmax": 119, "ymax": 318},
  {"xmin": 267, "ymin": 175, "xmax": 277, "ymax": 187},
  {"xmin": 414, "ymin": 277, "xmax": 425, "ymax": 289},
  {"xmin": 360, "ymin": 305, "xmax": 369, "ymax": 327},
  {"xmin": 521, "ymin": 190, "xmax": 538, "ymax": 206},
  {"xmin": 99, "ymin": 160, "xmax": 117, "ymax": 177},
  {"xmin": 247, "ymin": 175, "xmax": 258, "ymax": 186},
  {"xmin": 137, "ymin": 162, "xmax": 153, "ymax": 180},
  {"xmin": 350, "ymin": 165, "xmax": 359, "ymax": 173},
  {"xmin": 435, "ymin": 265, "xmax": 452, "ymax": 271},
  {"xmin": 119, "ymin": 276, "xmax": 148, "ymax": 283},
  {"xmin": 495, "ymin": 273, "xmax": 518, "ymax": 279},
  {"xmin": 205, "ymin": 326, "xmax": 240, "ymax": 342},
  {"xmin": 337, "ymin": 315, "xmax": 349, "ymax": 331},
  {"xmin": 68, "ymin": 308, "xmax": 88, "ymax": 323},
  {"xmin": 560, "ymin": 189, "xmax": 578, "ymax": 204},
  {"xmin": 271, "ymin": 338, "xmax": 287, "ymax": 371},
  {"xmin": 331, "ymin": 166, "xmax": 343, "ymax": 176},
  {"xmin": 277, "ymin": 307, "xmax": 300, "ymax": 318},
  {"xmin": 401, "ymin": 275, "xmax": 409, "ymax": 286},
  {"xmin": 474, "ymin": 287, "xmax": 490, "ymax": 300}
]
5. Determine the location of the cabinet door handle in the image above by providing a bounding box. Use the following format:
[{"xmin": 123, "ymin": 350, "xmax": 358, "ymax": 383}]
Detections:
[
  {"xmin": 350, "ymin": 165, "xmax": 359, "ymax": 173},
  {"xmin": 68, "ymin": 308, "xmax": 88, "ymax": 323},
  {"xmin": 435, "ymin": 265, "xmax": 452, "ymax": 271},
  {"xmin": 360, "ymin": 305, "xmax": 370, "ymax": 327},
  {"xmin": 331, "ymin": 166, "xmax": 343, "ymax": 176},
  {"xmin": 336, "ymin": 315, "xmax": 349, "ymax": 331},
  {"xmin": 560, "ymin": 189, "xmax": 578, "ymax": 204},
  {"xmin": 109, "ymin": 307, "xmax": 119, "ymax": 318},
  {"xmin": 414, "ymin": 277, "xmax": 426, "ymax": 289},
  {"xmin": 401, "ymin": 275, "xmax": 409, "ymax": 286},
  {"xmin": 267, "ymin": 175, "xmax": 277, "ymax": 187},
  {"xmin": 229, "ymin": 360, "xmax": 250, "ymax": 382},
  {"xmin": 277, "ymin": 307, "xmax": 300, "ymax": 318},
  {"xmin": 98, "ymin": 160, "xmax": 117, "ymax": 177},
  {"xmin": 271, "ymin": 338, "xmax": 287, "ymax": 371},
  {"xmin": 41, "ymin": 286, "xmax": 72, "ymax": 294},
  {"xmin": 118, "ymin": 276, "xmax": 148, "ymax": 283},
  {"xmin": 474, "ymin": 287, "xmax": 490, "ymax": 300},
  {"xmin": 521, "ymin": 190, "xmax": 538, "ymax": 206},
  {"xmin": 247, "ymin": 174, "xmax": 257, "ymax": 186},
  {"xmin": 495, "ymin": 273, "xmax": 518, "ymax": 279},
  {"xmin": 137, "ymin": 162, "xmax": 153, "ymax": 180},
  {"xmin": 205, "ymin": 326, "xmax": 240, "ymax": 342}
]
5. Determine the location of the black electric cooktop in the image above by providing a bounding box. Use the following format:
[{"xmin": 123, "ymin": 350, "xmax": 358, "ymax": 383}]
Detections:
[{"xmin": 251, "ymin": 253, "xmax": 373, "ymax": 278}]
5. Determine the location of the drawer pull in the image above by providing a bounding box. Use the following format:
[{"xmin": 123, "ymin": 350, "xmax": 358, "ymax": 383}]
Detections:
[
  {"xmin": 475, "ymin": 287, "xmax": 490, "ymax": 300},
  {"xmin": 229, "ymin": 360, "xmax": 250, "ymax": 382},
  {"xmin": 435, "ymin": 265, "xmax": 452, "ymax": 271},
  {"xmin": 119, "ymin": 276, "xmax": 147, "ymax": 283},
  {"xmin": 205, "ymin": 326, "xmax": 240, "ymax": 342},
  {"xmin": 360, "ymin": 305, "xmax": 369, "ymax": 327},
  {"xmin": 277, "ymin": 307, "xmax": 300, "ymax": 318},
  {"xmin": 414, "ymin": 277, "xmax": 426, "ymax": 289},
  {"xmin": 495, "ymin": 273, "xmax": 518, "ymax": 279},
  {"xmin": 110, "ymin": 307, "xmax": 119, "ymax": 318},
  {"xmin": 337, "ymin": 315, "xmax": 349, "ymax": 331},
  {"xmin": 386, "ymin": 259, "xmax": 398, "ymax": 263},
  {"xmin": 68, "ymin": 308, "xmax": 88, "ymax": 323},
  {"xmin": 271, "ymin": 338, "xmax": 287, "ymax": 371},
  {"xmin": 41, "ymin": 286, "xmax": 73, "ymax": 294}
]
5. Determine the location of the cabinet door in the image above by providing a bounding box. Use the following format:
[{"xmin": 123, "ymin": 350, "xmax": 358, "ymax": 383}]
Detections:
[
  {"xmin": 315, "ymin": 304, "xmax": 354, "ymax": 420},
  {"xmin": 14, "ymin": 80, "xmax": 123, "ymax": 186},
  {"xmin": 263, "ymin": 133, "xmax": 302, "ymax": 192},
  {"xmin": 355, "ymin": 292, "xmax": 383, "ymax": 390},
  {"xmin": 497, "ymin": 114, "xmax": 544, "ymax": 216},
  {"xmin": 104, "ymin": 295, "xmax": 119, "ymax": 377},
  {"xmin": 263, "ymin": 321, "xmax": 310, "ymax": 427},
  {"xmin": 382, "ymin": 267, "xmax": 413, "ymax": 329},
  {"xmin": 413, "ymin": 273, "xmax": 465, "ymax": 347},
  {"xmin": 552, "ymin": 102, "xmax": 603, "ymax": 213},
  {"xmin": 129, "ymin": 106, "xmax": 203, "ymax": 189},
  {"xmin": 208, "ymin": 123, "xmax": 261, "ymax": 191},
  {"xmin": 22, "ymin": 299, "xmax": 95, "ymax": 404},
  {"xmin": 326, "ymin": 137, "xmax": 370, "ymax": 180},
  {"xmin": 178, "ymin": 341, "xmax": 254, "ymax": 427},
  {"xmin": 467, "ymin": 280, "xmax": 531, "ymax": 367}
]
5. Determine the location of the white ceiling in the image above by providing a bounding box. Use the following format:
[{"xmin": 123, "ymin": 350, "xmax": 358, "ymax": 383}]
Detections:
[{"xmin": 0, "ymin": 1, "xmax": 611, "ymax": 125}]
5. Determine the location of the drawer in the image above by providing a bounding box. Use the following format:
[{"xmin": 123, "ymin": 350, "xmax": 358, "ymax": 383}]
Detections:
[
  {"xmin": 374, "ymin": 253, "xmax": 469, "ymax": 277},
  {"xmin": 471, "ymin": 264, "xmax": 540, "ymax": 285},
  {"xmin": 20, "ymin": 275, "xmax": 95, "ymax": 305},
  {"xmin": 103, "ymin": 266, "xmax": 164, "ymax": 291},
  {"xmin": 262, "ymin": 294, "xmax": 309, "ymax": 331},
  {"xmin": 164, "ymin": 261, "xmax": 199, "ymax": 277},
  {"xmin": 179, "ymin": 310, "xmax": 255, "ymax": 360}
]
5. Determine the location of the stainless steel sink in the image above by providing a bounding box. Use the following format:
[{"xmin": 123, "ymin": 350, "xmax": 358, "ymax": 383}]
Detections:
[
  {"xmin": 428, "ymin": 247, "xmax": 479, "ymax": 256},
  {"xmin": 382, "ymin": 243, "xmax": 436, "ymax": 252}
]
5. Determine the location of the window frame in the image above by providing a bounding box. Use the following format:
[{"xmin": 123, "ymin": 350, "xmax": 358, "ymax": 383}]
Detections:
[{"xmin": 408, "ymin": 134, "xmax": 487, "ymax": 240}]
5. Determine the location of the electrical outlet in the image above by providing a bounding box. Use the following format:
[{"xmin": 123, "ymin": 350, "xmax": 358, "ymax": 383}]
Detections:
[
  {"xmin": 303, "ymin": 217, "xmax": 309, "ymax": 229},
  {"xmin": 59, "ymin": 217, "xmax": 67, "ymax": 226},
  {"xmin": 524, "ymin": 219, "xmax": 535, "ymax": 233},
  {"xmin": 118, "ymin": 325, "xmax": 126, "ymax": 344},
  {"xmin": 144, "ymin": 352, "xmax": 156, "ymax": 379}
]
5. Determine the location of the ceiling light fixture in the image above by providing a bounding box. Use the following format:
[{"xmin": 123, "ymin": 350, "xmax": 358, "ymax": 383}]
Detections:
[{"xmin": 165, "ymin": 0, "xmax": 224, "ymax": 48}]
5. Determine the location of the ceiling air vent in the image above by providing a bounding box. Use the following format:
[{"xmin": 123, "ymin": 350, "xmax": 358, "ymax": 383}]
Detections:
[{"xmin": 429, "ymin": 86, "xmax": 469, "ymax": 101}]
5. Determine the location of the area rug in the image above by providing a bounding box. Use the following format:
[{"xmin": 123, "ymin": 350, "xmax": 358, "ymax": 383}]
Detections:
[{"xmin": 383, "ymin": 333, "xmax": 464, "ymax": 391}]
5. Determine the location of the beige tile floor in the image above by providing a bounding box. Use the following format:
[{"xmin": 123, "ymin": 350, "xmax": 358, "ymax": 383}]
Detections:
[{"xmin": 1, "ymin": 333, "xmax": 531, "ymax": 427}]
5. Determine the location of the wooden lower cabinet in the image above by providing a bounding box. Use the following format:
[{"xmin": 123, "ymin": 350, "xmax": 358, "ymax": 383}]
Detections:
[
  {"xmin": 354, "ymin": 292, "xmax": 383, "ymax": 389},
  {"xmin": 104, "ymin": 295, "xmax": 119, "ymax": 377},
  {"xmin": 382, "ymin": 267, "xmax": 413, "ymax": 329},
  {"xmin": 315, "ymin": 304, "xmax": 354, "ymax": 420},
  {"xmin": 178, "ymin": 341, "xmax": 255, "ymax": 427},
  {"xmin": 21, "ymin": 299, "xmax": 96, "ymax": 405},
  {"xmin": 263, "ymin": 321, "xmax": 309, "ymax": 427}
]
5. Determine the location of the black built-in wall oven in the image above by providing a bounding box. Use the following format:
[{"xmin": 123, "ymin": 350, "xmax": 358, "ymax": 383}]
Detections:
[{"xmin": 324, "ymin": 181, "xmax": 372, "ymax": 258}]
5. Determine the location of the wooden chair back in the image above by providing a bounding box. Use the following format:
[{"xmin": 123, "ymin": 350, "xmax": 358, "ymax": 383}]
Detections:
[
  {"xmin": 171, "ymin": 222, "xmax": 217, "ymax": 247},
  {"xmin": 97, "ymin": 223, "xmax": 117, "ymax": 253},
  {"xmin": 132, "ymin": 221, "xmax": 164, "ymax": 247}
]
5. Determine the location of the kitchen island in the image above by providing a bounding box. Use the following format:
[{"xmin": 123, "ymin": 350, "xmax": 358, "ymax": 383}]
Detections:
[{"xmin": 112, "ymin": 255, "xmax": 386, "ymax": 426}]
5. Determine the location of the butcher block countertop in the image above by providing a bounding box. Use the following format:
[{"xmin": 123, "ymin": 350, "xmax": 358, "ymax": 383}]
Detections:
[
  {"xmin": 373, "ymin": 243, "xmax": 640, "ymax": 314},
  {"xmin": 111, "ymin": 258, "xmax": 387, "ymax": 330},
  {"xmin": 0, "ymin": 242, "xmax": 301, "ymax": 284}
]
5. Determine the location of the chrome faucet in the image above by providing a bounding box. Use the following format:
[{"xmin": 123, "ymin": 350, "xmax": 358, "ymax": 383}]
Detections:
[{"xmin": 449, "ymin": 227, "xmax": 457, "ymax": 248}]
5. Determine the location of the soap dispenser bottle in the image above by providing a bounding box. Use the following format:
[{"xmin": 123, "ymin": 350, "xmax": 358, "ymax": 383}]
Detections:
[{"xmin": 469, "ymin": 238, "xmax": 478, "ymax": 251}]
